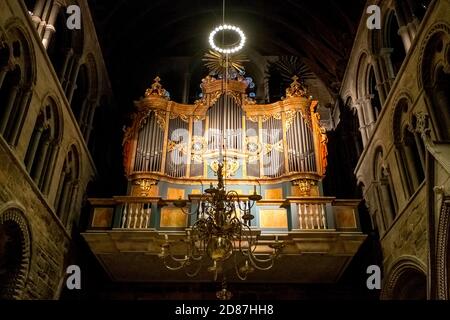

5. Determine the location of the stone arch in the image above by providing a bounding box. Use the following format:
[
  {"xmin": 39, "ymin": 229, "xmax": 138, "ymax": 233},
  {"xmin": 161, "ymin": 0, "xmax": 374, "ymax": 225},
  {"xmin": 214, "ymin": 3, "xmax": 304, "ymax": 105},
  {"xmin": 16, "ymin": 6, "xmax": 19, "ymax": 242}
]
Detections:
[
  {"xmin": 372, "ymin": 145, "xmax": 385, "ymax": 181},
  {"xmin": 418, "ymin": 22, "xmax": 450, "ymax": 141},
  {"xmin": 0, "ymin": 205, "xmax": 31, "ymax": 300},
  {"xmin": 54, "ymin": 143, "xmax": 81, "ymax": 228},
  {"xmin": 0, "ymin": 21, "xmax": 36, "ymax": 146},
  {"xmin": 436, "ymin": 196, "xmax": 450, "ymax": 299},
  {"xmin": 391, "ymin": 92, "xmax": 413, "ymax": 142},
  {"xmin": 383, "ymin": 9, "xmax": 407, "ymax": 75},
  {"xmin": 71, "ymin": 53, "xmax": 99, "ymax": 142},
  {"xmin": 373, "ymin": 144, "xmax": 397, "ymax": 227},
  {"xmin": 355, "ymin": 51, "xmax": 369, "ymax": 100},
  {"xmin": 24, "ymin": 95, "xmax": 62, "ymax": 193},
  {"xmin": 4, "ymin": 19, "xmax": 37, "ymax": 84},
  {"xmin": 381, "ymin": 256, "xmax": 427, "ymax": 300}
]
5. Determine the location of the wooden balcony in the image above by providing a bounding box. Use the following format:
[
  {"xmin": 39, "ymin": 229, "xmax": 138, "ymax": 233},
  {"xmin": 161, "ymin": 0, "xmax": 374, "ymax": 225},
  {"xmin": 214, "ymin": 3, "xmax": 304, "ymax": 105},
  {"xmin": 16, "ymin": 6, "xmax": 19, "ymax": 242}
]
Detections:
[{"xmin": 81, "ymin": 196, "xmax": 366, "ymax": 283}]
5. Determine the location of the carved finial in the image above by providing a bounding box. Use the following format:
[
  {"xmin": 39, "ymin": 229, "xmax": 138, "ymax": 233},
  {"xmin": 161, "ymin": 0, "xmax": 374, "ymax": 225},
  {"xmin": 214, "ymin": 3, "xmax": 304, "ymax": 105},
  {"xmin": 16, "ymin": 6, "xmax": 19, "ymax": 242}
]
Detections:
[
  {"xmin": 145, "ymin": 76, "xmax": 169, "ymax": 99},
  {"xmin": 285, "ymin": 75, "xmax": 308, "ymax": 98}
]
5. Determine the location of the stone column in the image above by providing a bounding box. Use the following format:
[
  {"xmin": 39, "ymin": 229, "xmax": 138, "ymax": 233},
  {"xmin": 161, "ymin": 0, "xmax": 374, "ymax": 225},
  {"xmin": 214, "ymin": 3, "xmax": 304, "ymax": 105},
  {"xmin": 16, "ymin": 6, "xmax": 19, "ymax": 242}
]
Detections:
[
  {"xmin": 84, "ymin": 103, "xmax": 97, "ymax": 143},
  {"xmin": 380, "ymin": 48, "xmax": 395, "ymax": 88},
  {"xmin": 0, "ymin": 67, "xmax": 9, "ymax": 89},
  {"xmin": 63, "ymin": 53, "xmax": 76, "ymax": 92},
  {"xmin": 54, "ymin": 169, "xmax": 67, "ymax": 214},
  {"xmin": 372, "ymin": 56, "xmax": 387, "ymax": 104},
  {"xmin": 66, "ymin": 59, "xmax": 81, "ymax": 104},
  {"xmin": 393, "ymin": 0, "xmax": 412, "ymax": 52},
  {"xmin": 32, "ymin": 139, "xmax": 50, "ymax": 184},
  {"xmin": 26, "ymin": 127, "xmax": 44, "ymax": 172},
  {"xmin": 379, "ymin": 180, "xmax": 394, "ymax": 225},
  {"xmin": 403, "ymin": 143, "xmax": 421, "ymax": 190},
  {"xmin": 58, "ymin": 178, "xmax": 70, "ymax": 221},
  {"xmin": 31, "ymin": 0, "xmax": 46, "ymax": 28},
  {"xmin": 354, "ymin": 104, "xmax": 368, "ymax": 146},
  {"xmin": 404, "ymin": 0, "xmax": 419, "ymax": 38},
  {"xmin": 0, "ymin": 85, "xmax": 20, "ymax": 135},
  {"xmin": 362, "ymin": 97, "xmax": 376, "ymax": 133},
  {"xmin": 42, "ymin": 1, "xmax": 61, "ymax": 49},
  {"xmin": 59, "ymin": 48, "xmax": 74, "ymax": 83},
  {"xmin": 63, "ymin": 181, "xmax": 79, "ymax": 227},
  {"xmin": 9, "ymin": 87, "xmax": 33, "ymax": 146},
  {"xmin": 42, "ymin": 143, "xmax": 60, "ymax": 195}
]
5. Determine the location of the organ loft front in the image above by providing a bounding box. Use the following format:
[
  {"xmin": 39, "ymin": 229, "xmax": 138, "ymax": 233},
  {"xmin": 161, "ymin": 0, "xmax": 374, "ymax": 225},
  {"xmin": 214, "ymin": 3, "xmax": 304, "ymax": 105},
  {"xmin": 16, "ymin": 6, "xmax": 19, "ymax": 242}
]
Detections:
[{"xmin": 82, "ymin": 58, "xmax": 366, "ymax": 284}]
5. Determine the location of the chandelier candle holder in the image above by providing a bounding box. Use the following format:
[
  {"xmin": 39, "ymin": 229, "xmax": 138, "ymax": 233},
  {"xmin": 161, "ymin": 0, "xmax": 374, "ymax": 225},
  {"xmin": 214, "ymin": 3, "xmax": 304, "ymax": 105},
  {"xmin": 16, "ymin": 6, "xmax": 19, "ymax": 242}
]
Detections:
[{"xmin": 158, "ymin": 163, "xmax": 284, "ymax": 280}]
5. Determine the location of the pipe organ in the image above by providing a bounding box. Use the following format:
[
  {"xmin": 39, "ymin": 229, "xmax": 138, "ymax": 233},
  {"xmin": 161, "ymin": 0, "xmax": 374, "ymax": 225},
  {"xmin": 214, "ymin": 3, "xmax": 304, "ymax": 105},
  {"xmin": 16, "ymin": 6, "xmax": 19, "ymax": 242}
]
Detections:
[{"xmin": 123, "ymin": 75, "xmax": 328, "ymax": 198}]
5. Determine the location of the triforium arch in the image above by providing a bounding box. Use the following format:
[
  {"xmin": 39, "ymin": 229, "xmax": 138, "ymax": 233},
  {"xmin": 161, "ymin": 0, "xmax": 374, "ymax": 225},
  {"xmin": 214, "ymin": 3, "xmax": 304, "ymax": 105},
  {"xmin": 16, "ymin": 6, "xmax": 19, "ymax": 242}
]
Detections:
[
  {"xmin": 381, "ymin": 256, "xmax": 427, "ymax": 300},
  {"xmin": 0, "ymin": 21, "xmax": 36, "ymax": 146},
  {"xmin": 419, "ymin": 22, "xmax": 450, "ymax": 141},
  {"xmin": 383, "ymin": 8, "xmax": 407, "ymax": 76},
  {"xmin": 373, "ymin": 145, "xmax": 397, "ymax": 230},
  {"xmin": 54, "ymin": 143, "xmax": 81, "ymax": 229},
  {"xmin": 24, "ymin": 95, "xmax": 63, "ymax": 194},
  {"xmin": 0, "ymin": 204, "xmax": 31, "ymax": 300},
  {"xmin": 78, "ymin": 53, "xmax": 99, "ymax": 142},
  {"xmin": 392, "ymin": 93, "xmax": 425, "ymax": 199},
  {"xmin": 70, "ymin": 53, "xmax": 98, "ymax": 141}
]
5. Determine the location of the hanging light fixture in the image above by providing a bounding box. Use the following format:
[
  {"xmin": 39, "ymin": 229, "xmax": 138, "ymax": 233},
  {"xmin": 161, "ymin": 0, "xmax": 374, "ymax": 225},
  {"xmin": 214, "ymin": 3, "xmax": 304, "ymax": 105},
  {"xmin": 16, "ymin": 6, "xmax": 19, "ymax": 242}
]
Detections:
[
  {"xmin": 158, "ymin": 1, "xmax": 284, "ymax": 297},
  {"xmin": 159, "ymin": 163, "xmax": 284, "ymax": 281}
]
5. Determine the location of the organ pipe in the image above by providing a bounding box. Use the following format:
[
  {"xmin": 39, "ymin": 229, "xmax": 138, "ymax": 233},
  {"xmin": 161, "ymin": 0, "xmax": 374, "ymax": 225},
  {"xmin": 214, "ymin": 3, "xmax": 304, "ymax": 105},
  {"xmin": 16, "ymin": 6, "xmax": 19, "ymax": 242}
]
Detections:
[{"xmin": 125, "ymin": 76, "xmax": 327, "ymax": 183}]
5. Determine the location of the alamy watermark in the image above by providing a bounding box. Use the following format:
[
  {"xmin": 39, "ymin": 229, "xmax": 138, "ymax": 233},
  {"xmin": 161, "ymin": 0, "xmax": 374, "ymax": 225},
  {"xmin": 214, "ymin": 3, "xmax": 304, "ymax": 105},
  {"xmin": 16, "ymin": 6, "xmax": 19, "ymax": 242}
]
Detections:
[
  {"xmin": 66, "ymin": 265, "xmax": 81, "ymax": 290},
  {"xmin": 66, "ymin": 5, "xmax": 81, "ymax": 30},
  {"xmin": 366, "ymin": 265, "xmax": 381, "ymax": 290},
  {"xmin": 366, "ymin": 5, "xmax": 381, "ymax": 30}
]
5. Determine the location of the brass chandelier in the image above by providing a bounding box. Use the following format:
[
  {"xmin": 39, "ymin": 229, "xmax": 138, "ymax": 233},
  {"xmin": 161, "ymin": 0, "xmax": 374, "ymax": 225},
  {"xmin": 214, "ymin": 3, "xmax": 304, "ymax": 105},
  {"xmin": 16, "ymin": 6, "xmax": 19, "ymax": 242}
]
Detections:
[
  {"xmin": 158, "ymin": 1, "xmax": 284, "ymax": 297},
  {"xmin": 158, "ymin": 163, "xmax": 284, "ymax": 281}
]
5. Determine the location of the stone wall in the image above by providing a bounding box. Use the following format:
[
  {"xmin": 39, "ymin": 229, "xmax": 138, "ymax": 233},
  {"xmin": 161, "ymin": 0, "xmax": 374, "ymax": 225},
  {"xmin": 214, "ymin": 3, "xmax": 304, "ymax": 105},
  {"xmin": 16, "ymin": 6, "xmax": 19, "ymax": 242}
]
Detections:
[{"xmin": 0, "ymin": 0, "xmax": 112, "ymax": 299}]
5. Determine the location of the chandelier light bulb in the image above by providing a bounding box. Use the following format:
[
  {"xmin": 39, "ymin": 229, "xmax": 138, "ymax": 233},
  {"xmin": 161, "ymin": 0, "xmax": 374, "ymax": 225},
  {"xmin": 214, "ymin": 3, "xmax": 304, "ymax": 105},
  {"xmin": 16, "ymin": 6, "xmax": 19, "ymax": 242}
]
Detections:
[{"xmin": 208, "ymin": 24, "xmax": 246, "ymax": 54}]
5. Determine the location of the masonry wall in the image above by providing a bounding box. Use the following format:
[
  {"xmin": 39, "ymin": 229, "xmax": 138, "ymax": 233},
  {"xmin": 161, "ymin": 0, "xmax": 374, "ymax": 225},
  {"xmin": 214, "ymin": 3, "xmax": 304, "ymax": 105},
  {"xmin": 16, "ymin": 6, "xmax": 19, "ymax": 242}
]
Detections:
[{"xmin": 0, "ymin": 0, "xmax": 112, "ymax": 299}]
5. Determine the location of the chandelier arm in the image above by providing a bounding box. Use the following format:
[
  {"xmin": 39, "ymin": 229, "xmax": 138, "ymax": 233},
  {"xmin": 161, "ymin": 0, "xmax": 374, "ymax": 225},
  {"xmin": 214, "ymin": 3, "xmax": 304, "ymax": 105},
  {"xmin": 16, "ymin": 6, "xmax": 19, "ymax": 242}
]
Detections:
[
  {"xmin": 247, "ymin": 253, "xmax": 275, "ymax": 271},
  {"xmin": 162, "ymin": 256, "xmax": 187, "ymax": 271},
  {"xmin": 233, "ymin": 253, "xmax": 249, "ymax": 281},
  {"xmin": 185, "ymin": 258, "xmax": 204, "ymax": 278}
]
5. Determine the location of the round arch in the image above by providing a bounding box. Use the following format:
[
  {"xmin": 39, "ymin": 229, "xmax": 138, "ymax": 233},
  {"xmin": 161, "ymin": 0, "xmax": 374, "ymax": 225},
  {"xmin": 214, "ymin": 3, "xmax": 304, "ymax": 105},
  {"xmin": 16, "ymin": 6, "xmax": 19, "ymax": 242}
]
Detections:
[
  {"xmin": 381, "ymin": 256, "xmax": 427, "ymax": 300},
  {"xmin": 0, "ymin": 205, "xmax": 32, "ymax": 300}
]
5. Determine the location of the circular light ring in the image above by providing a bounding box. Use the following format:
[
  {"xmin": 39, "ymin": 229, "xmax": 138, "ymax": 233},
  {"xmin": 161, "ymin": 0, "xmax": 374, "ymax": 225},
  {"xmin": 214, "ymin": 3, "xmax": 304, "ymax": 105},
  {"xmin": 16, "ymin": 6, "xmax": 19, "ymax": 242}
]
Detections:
[{"xmin": 208, "ymin": 24, "xmax": 246, "ymax": 54}]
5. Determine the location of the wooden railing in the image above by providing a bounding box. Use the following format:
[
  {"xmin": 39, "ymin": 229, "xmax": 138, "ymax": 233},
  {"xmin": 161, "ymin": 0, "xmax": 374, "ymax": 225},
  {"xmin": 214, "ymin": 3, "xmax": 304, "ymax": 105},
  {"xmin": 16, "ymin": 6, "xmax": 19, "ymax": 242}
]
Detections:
[
  {"xmin": 87, "ymin": 196, "xmax": 360, "ymax": 232},
  {"xmin": 298, "ymin": 202, "xmax": 327, "ymax": 230},
  {"xmin": 120, "ymin": 202, "xmax": 151, "ymax": 229}
]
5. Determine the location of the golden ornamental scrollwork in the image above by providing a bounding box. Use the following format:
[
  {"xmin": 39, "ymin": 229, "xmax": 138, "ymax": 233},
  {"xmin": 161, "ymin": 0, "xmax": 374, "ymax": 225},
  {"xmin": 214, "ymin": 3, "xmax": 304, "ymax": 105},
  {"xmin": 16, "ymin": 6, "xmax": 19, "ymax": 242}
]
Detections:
[
  {"xmin": 210, "ymin": 158, "xmax": 240, "ymax": 178},
  {"xmin": 167, "ymin": 141, "xmax": 188, "ymax": 155},
  {"xmin": 246, "ymin": 115, "xmax": 259, "ymax": 123},
  {"xmin": 169, "ymin": 112, "xmax": 190, "ymax": 123},
  {"xmin": 192, "ymin": 136, "xmax": 207, "ymax": 155},
  {"xmin": 243, "ymin": 94, "xmax": 256, "ymax": 105},
  {"xmin": 145, "ymin": 76, "xmax": 169, "ymax": 99},
  {"xmin": 310, "ymin": 105, "xmax": 328, "ymax": 175},
  {"xmin": 154, "ymin": 110, "xmax": 167, "ymax": 130},
  {"xmin": 285, "ymin": 110, "xmax": 297, "ymax": 131},
  {"xmin": 263, "ymin": 140, "xmax": 283, "ymax": 155},
  {"xmin": 284, "ymin": 75, "xmax": 308, "ymax": 99}
]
